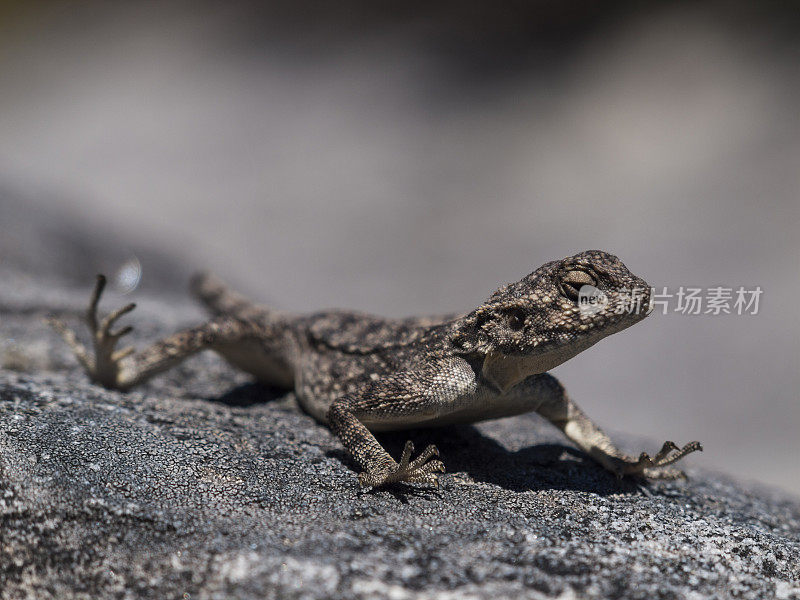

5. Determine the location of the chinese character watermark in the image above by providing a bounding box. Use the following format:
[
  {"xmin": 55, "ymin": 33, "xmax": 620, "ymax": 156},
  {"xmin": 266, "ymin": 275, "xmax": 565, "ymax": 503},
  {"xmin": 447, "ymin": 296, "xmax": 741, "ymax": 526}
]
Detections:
[
  {"xmin": 577, "ymin": 285, "xmax": 608, "ymax": 316},
  {"xmin": 578, "ymin": 285, "xmax": 762, "ymax": 316}
]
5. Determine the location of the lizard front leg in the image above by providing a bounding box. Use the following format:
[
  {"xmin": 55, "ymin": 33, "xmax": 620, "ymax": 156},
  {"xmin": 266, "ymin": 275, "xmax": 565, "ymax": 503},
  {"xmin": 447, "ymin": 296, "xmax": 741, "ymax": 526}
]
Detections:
[
  {"xmin": 327, "ymin": 358, "xmax": 477, "ymax": 488},
  {"xmin": 530, "ymin": 374, "xmax": 702, "ymax": 479},
  {"xmin": 49, "ymin": 274, "xmax": 258, "ymax": 390}
]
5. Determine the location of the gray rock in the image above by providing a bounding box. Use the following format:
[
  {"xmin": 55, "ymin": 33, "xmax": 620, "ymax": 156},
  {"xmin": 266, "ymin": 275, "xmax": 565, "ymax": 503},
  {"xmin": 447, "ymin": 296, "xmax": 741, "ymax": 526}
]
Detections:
[{"xmin": 1, "ymin": 266, "xmax": 799, "ymax": 600}]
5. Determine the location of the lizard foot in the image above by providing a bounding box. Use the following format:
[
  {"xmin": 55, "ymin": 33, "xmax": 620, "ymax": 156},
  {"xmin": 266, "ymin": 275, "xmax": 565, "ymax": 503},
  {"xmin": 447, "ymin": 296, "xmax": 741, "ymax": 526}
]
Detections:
[
  {"xmin": 358, "ymin": 441, "xmax": 445, "ymax": 489},
  {"xmin": 47, "ymin": 274, "xmax": 135, "ymax": 389},
  {"xmin": 616, "ymin": 440, "xmax": 703, "ymax": 480}
]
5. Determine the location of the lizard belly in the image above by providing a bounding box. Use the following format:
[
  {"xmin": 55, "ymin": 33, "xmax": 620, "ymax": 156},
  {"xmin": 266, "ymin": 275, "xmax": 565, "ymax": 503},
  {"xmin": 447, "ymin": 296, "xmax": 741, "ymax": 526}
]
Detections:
[
  {"xmin": 215, "ymin": 341, "xmax": 294, "ymax": 388},
  {"xmin": 363, "ymin": 387, "xmax": 539, "ymax": 431}
]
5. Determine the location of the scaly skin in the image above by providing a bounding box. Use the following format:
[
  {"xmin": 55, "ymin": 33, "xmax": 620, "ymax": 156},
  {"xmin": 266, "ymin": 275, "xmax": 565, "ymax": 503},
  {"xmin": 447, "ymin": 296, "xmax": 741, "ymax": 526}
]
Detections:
[{"xmin": 50, "ymin": 250, "xmax": 702, "ymax": 488}]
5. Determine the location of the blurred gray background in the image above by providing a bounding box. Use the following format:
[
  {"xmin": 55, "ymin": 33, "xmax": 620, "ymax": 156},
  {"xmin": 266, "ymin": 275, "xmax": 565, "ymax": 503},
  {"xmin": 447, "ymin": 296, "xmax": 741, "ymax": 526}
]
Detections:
[{"xmin": 0, "ymin": 2, "xmax": 798, "ymax": 494}]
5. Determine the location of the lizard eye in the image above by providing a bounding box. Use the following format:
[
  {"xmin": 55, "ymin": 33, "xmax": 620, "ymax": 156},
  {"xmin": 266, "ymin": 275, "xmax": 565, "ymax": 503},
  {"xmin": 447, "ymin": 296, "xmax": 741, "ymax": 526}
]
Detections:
[
  {"xmin": 505, "ymin": 307, "xmax": 526, "ymax": 331},
  {"xmin": 561, "ymin": 269, "xmax": 597, "ymax": 300}
]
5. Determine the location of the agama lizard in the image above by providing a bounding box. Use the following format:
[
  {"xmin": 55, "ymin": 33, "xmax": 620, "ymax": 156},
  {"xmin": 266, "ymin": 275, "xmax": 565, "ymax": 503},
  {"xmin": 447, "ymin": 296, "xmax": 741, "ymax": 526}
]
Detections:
[{"xmin": 49, "ymin": 250, "xmax": 701, "ymax": 488}]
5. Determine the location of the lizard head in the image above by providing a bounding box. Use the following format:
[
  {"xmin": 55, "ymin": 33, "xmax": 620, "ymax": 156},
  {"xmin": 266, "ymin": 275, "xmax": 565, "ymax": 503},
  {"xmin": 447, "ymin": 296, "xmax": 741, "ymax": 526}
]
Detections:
[{"xmin": 451, "ymin": 250, "xmax": 652, "ymax": 390}]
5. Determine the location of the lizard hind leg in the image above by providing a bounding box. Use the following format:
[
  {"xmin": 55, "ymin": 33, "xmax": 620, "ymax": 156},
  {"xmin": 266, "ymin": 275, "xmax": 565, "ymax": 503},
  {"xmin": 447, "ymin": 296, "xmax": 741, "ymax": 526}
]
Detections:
[
  {"xmin": 49, "ymin": 274, "xmax": 258, "ymax": 391},
  {"xmin": 48, "ymin": 274, "xmax": 136, "ymax": 389}
]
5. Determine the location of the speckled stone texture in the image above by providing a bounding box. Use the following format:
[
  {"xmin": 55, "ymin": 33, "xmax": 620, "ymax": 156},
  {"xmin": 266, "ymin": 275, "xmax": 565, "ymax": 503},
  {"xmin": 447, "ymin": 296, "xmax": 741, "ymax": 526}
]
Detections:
[{"xmin": 1, "ymin": 263, "xmax": 799, "ymax": 600}]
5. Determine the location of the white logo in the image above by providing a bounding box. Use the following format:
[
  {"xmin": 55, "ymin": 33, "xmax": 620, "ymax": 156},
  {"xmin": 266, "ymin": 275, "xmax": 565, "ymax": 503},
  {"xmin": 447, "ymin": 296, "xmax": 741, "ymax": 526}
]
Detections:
[{"xmin": 578, "ymin": 285, "xmax": 608, "ymax": 316}]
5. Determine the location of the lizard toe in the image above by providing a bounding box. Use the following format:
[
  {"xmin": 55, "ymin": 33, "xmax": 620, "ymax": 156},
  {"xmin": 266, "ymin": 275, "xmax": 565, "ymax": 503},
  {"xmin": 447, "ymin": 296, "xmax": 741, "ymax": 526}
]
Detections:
[
  {"xmin": 408, "ymin": 444, "xmax": 439, "ymax": 470},
  {"xmin": 357, "ymin": 444, "xmax": 446, "ymax": 488}
]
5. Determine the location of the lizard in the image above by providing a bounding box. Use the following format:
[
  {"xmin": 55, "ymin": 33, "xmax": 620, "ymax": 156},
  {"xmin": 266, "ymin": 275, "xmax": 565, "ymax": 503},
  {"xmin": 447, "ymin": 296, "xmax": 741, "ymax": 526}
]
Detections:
[{"xmin": 48, "ymin": 250, "xmax": 702, "ymax": 488}]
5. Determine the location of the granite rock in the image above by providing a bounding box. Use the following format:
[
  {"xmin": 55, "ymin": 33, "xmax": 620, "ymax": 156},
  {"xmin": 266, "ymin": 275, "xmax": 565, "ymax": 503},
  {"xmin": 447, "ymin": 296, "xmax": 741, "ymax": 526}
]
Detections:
[{"xmin": 1, "ymin": 245, "xmax": 799, "ymax": 600}]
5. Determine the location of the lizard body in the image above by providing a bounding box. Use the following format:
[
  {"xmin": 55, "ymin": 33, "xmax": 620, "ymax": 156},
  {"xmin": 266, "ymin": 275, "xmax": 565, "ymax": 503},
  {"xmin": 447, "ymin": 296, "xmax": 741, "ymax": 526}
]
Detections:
[{"xmin": 50, "ymin": 250, "xmax": 701, "ymax": 487}]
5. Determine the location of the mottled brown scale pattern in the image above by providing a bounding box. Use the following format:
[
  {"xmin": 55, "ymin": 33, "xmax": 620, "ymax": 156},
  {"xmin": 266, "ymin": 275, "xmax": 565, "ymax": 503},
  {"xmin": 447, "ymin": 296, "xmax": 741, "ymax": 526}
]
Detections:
[{"xmin": 50, "ymin": 250, "xmax": 702, "ymax": 488}]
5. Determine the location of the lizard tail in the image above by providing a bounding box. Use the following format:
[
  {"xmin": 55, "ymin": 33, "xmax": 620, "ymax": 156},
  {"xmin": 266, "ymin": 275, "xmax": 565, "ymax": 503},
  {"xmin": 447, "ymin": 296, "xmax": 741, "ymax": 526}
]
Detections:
[{"xmin": 189, "ymin": 271, "xmax": 268, "ymax": 320}]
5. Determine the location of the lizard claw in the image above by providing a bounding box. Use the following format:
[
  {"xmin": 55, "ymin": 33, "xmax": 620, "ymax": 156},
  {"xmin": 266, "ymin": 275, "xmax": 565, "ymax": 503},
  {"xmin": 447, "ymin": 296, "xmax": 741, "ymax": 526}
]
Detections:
[
  {"xmin": 358, "ymin": 441, "xmax": 445, "ymax": 488},
  {"xmin": 48, "ymin": 274, "xmax": 136, "ymax": 389},
  {"xmin": 617, "ymin": 440, "xmax": 703, "ymax": 479}
]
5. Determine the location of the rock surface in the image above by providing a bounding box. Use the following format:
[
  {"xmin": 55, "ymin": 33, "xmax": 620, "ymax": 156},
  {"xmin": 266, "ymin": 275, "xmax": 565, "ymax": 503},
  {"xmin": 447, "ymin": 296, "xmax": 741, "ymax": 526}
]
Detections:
[{"xmin": 1, "ymin": 232, "xmax": 799, "ymax": 600}]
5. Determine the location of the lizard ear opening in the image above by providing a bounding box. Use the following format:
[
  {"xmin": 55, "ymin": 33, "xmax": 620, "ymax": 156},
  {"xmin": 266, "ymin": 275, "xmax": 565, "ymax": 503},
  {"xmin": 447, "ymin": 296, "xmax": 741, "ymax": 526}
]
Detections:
[{"xmin": 504, "ymin": 307, "xmax": 526, "ymax": 331}]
